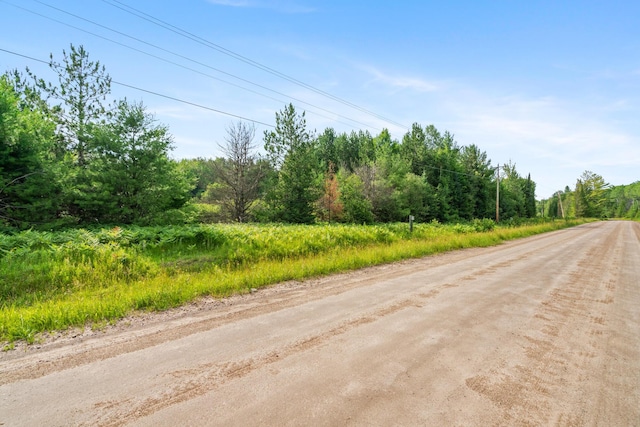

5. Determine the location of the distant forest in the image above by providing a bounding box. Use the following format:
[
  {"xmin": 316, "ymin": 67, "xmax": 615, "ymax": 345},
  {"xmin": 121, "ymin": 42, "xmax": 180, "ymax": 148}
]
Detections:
[{"xmin": 540, "ymin": 178, "xmax": 640, "ymax": 220}]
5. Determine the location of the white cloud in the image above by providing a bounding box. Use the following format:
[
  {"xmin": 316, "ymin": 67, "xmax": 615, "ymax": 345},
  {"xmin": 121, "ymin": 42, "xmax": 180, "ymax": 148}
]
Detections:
[
  {"xmin": 414, "ymin": 83, "xmax": 640, "ymax": 195},
  {"xmin": 359, "ymin": 64, "xmax": 441, "ymax": 93},
  {"xmin": 151, "ymin": 105, "xmax": 204, "ymax": 121},
  {"xmin": 207, "ymin": 0, "xmax": 251, "ymax": 6},
  {"xmin": 207, "ymin": 0, "xmax": 316, "ymax": 13}
]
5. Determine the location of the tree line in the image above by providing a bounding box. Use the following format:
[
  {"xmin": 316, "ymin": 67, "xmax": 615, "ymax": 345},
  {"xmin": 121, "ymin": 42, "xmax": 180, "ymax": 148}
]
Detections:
[
  {"xmin": 1, "ymin": 45, "xmax": 539, "ymax": 231},
  {"xmin": 541, "ymin": 172, "xmax": 639, "ymax": 220}
]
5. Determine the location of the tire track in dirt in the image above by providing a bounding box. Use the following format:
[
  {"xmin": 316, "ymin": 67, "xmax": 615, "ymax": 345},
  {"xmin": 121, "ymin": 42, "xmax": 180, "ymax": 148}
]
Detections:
[
  {"xmin": 90, "ymin": 288, "xmax": 453, "ymax": 427},
  {"xmin": 131, "ymin": 222, "xmax": 639, "ymax": 427},
  {"xmin": 465, "ymin": 221, "xmax": 628, "ymax": 426}
]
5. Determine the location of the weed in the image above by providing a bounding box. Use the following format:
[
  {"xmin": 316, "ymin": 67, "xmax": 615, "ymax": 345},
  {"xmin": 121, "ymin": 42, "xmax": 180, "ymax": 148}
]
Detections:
[{"xmin": 0, "ymin": 219, "xmax": 588, "ymax": 343}]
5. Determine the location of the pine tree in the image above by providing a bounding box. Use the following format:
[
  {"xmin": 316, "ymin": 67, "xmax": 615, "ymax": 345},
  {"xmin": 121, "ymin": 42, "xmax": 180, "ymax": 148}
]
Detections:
[
  {"xmin": 0, "ymin": 75, "xmax": 60, "ymax": 228},
  {"xmin": 264, "ymin": 104, "xmax": 319, "ymax": 223}
]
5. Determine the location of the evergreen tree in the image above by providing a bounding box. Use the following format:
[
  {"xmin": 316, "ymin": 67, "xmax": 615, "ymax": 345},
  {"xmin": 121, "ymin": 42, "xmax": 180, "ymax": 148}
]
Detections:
[
  {"xmin": 83, "ymin": 101, "xmax": 190, "ymax": 224},
  {"xmin": 460, "ymin": 144, "xmax": 494, "ymax": 219},
  {"xmin": 0, "ymin": 75, "xmax": 60, "ymax": 228},
  {"xmin": 372, "ymin": 128, "xmax": 398, "ymax": 161},
  {"xmin": 33, "ymin": 44, "xmax": 112, "ymax": 166},
  {"xmin": 523, "ymin": 174, "xmax": 537, "ymax": 217},
  {"xmin": 574, "ymin": 179, "xmax": 589, "ymax": 217},
  {"xmin": 264, "ymin": 104, "xmax": 319, "ymax": 223},
  {"xmin": 400, "ymin": 123, "xmax": 428, "ymax": 176},
  {"xmin": 316, "ymin": 127, "xmax": 339, "ymax": 173},
  {"xmin": 335, "ymin": 131, "xmax": 362, "ymax": 173}
]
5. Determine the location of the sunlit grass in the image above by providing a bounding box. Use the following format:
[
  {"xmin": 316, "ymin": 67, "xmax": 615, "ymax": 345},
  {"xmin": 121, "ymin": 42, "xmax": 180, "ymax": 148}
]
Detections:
[{"xmin": 0, "ymin": 219, "xmax": 587, "ymax": 343}]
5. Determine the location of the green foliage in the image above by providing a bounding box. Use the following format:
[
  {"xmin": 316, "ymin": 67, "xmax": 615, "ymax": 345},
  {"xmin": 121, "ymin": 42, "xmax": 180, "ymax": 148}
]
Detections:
[
  {"xmin": 4, "ymin": 45, "xmax": 557, "ymax": 230},
  {"xmin": 4, "ymin": 46, "xmax": 191, "ymax": 228},
  {"xmin": 0, "ymin": 229, "xmax": 158, "ymax": 307},
  {"xmin": 264, "ymin": 104, "xmax": 320, "ymax": 223},
  {"xmin": 542, "ymin": 177, "xmax": 638, "ymax": 220},
  {"xmin": 338, "ymin": 172, "xmax": 374, "ymax": 224},
  {"xmin": 574, "ymin": 171, "xmax": 609, "ymax": 218},
  {"xmin": 189, "ymin": 203, "xmax": 222, "ymax": 223},
  {"xmin": 264, "ymin": 103, "xmax": 314, "ymax": 169},
  {"xmin": 316, "ymin": 127, "xmax": 339, "ymax": 172},
  {"xmin": 451, "ymin": 218, "xmax": 496, "ymax": 233},
  {"xmin": 0, "ymin": 75, "xmax": 61, "ymax": 228},
  {"xmin": 544, "ymin": 187, "xmax": 574, "ymax": 219},
  {"xmin": 498, "ymin": 161, "xmax": 537, "ymax": 221},
  {"xmin": 79, "ymin": 100, "xmax": 191, "ymax": 224},
  {"xmin": 460, "ymin": 144, "xmax": 494, "ymax": 219},
  {"xmin": 603, "ymin": 181, "xmax": 640, "ymax": 219},
  {"xmin": 39, "ymin": 44, "xmax": 112, "ymax": 167},
  {"xmin": 178, "ymin": 157, "xmax": 219, "ymax": 199},
  {"xmin": 392, "ymin": 123, "xmax": 510, "ymax": 222},
  {"xmin": 0, "ymin": 220, "xmax": 587, "ymax": 343}
]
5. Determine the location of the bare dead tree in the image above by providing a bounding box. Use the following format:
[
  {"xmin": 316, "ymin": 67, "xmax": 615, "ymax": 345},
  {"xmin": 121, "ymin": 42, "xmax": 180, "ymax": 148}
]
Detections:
[{"xmin": 215, "ymin": 121, "xmax": 265, "ymax": 222}]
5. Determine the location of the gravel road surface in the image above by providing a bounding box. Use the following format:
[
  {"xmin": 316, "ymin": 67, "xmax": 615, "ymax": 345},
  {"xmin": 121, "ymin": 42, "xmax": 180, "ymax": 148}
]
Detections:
[{"xmin": 1, "ymin": 221, "xmax": 639, "ymax": 426}]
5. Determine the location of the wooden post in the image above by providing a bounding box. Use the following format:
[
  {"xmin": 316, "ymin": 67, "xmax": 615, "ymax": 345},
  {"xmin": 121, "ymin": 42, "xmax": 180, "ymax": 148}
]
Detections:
[{"xmin": 557, "ymin": 191, "xmax": 565, "ymax": 219}]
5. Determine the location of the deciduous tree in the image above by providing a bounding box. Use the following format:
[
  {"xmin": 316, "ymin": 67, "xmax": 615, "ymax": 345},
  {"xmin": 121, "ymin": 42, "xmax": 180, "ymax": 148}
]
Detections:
[
  {"xmin": 574, "ymin": 170, "xmax": 609, "ymax": 217},
  {"xmin": 215, "ymin": 121, "xmax": 265, "ymax": 222}
]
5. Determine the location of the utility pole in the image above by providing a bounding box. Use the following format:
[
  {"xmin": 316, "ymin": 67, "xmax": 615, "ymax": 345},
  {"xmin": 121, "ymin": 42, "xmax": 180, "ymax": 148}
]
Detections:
[
  {"xmin": 496, "ymin": 164, "xmax": 500, "ymax": 223},
  {"xmin": 557, "ymin": 191, "xmax": 565, "ymax": 219}
]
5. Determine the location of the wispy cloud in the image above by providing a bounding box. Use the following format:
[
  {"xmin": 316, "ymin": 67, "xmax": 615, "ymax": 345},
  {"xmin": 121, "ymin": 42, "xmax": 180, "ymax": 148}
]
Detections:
[
  {"xmin": 438, "ymin": 88, "xmax": 640, "ymax": 193},
  {"xmin": 359, "ymin": 65, "xmax": 441, "ymax": 93},
  {"xmin": 207, "ymin": 0, "xmax": 251, "ymax": 7},
  {"xmin": 151, "ymin": 105, "xmax": 202, "ymax": 121},
  {"xmin": 207, "ymin": 0, "xmax": 316, "ymax": 13}
]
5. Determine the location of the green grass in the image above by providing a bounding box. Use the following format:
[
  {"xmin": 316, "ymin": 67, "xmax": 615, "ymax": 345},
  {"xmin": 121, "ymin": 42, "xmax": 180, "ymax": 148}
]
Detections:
[{"xmin": 0, "ymin": 219, "xmax": 588, "ymax": 344}]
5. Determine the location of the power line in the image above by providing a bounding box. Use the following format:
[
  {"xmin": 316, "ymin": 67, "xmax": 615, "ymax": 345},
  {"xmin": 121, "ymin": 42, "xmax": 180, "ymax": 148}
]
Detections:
[
  {"xmin": 8, "ymin": 0, "xmax": 383, "ymax": 132},
  {"xmin": 18, "ymin": 1, "xmax": 377, "ymax": 130},
  {"xmin": 100, "ymin": 0, "xmax": 409, "ymax": 130},
  {"xmin": 0, "ymin": 48, "xmax": 49, "ymax": 66},
  {"xmin": 112, "ymin": 81, "xmax": 274, "ymax": 127},
  {"xmin": 423, "ymin": 164, "xmax": 493, "ymax": 180},
  {"xmin": 0, "ymin": 47, "xmax": 274, "ymax": 127}
]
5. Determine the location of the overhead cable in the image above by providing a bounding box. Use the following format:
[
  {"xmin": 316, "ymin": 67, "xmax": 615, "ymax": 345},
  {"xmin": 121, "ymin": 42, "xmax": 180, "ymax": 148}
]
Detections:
[
  {"xmin": 19, "ymin": 0, "xmax": 380, "ymax": 130},
  {"xmin": 100, "ymin": 0, "xmax": 409, "ymax": 130},
  {"xmin": 0, "ymin": 47, "xmax": 274, "ymax": 127}
]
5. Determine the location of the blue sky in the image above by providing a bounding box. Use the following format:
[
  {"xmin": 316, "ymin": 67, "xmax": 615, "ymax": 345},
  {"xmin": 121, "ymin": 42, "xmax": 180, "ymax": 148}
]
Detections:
[{"xmin": 1, "ymin": 0, "xmax": 639, "ymax": 199}]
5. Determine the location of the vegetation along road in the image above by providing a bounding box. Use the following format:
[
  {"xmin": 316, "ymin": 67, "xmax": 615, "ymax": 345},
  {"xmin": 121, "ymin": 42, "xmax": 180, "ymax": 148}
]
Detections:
[{"xmin": 1, "ymin": 221, "xmax": 638, "ymax": 426}]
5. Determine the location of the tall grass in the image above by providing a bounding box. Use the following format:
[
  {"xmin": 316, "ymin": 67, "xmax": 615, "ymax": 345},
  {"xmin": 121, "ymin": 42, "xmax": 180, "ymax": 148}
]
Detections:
[{"xmin": 0, "ymin": 219, "xmax": 587, "ymax": 343}]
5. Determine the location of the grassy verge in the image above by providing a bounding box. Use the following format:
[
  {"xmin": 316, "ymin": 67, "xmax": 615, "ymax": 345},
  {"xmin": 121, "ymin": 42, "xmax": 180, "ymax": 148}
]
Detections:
[{"xmin": 0, "ymin": 219, "xmax": 587, "ymax": 344}]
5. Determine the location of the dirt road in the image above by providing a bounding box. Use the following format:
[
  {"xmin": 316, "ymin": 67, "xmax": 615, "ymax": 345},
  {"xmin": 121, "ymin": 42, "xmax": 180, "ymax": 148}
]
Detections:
[{"xmin": 1, "ymin": 221, "xmax": 639, "ymax": 426}]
